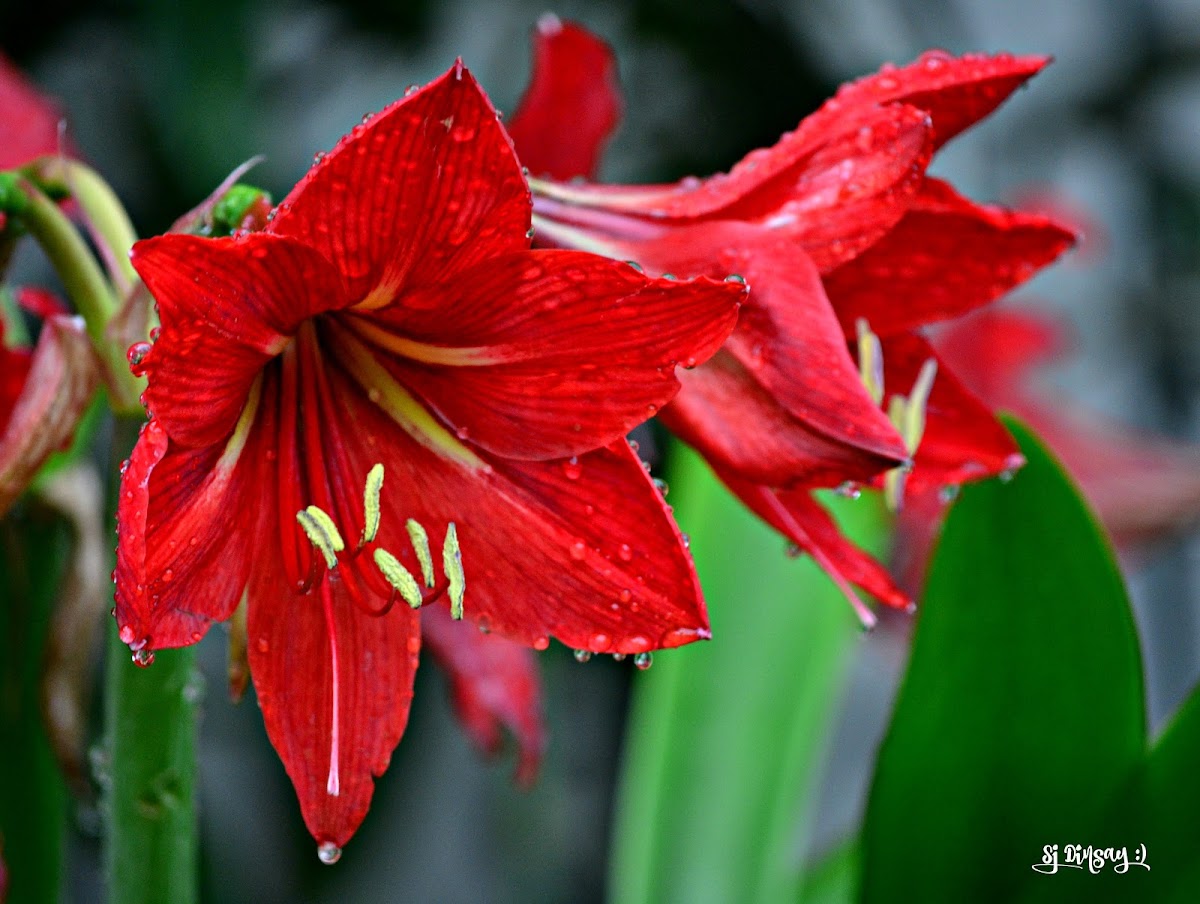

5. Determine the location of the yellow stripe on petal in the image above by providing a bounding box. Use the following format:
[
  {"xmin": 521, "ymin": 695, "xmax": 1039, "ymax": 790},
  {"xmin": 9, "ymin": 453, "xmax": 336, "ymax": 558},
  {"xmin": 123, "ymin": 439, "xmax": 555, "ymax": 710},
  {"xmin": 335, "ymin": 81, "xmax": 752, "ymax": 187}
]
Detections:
[
  {"xmin": 329, "ymin": 325, "xmax": 488, "ymax": 471},
  {"xmin": 216, "ymin": 376, "xmax": 263, "ymax": 472},
  {"xmin": 348, "ymin": 318, "xmax": 499, "ymax": 367}
]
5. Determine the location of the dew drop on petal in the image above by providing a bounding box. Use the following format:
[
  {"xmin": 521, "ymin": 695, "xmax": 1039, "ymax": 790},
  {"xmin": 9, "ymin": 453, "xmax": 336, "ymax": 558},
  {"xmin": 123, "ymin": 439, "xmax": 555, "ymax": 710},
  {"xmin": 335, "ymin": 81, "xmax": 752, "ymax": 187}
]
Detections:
[
  {"xmin": 633, "ymin": 652, "xmax": 653, "ymax": 670},
  {"xmin": 612, "ymin": 653, "xmax": 626, "ymax": 662},
  {"xmin": 118, "ymin": 625, "xmax": 135, "ymax": 645},
  {"xmin": 573, "ymin": 649, "xmax": 592, "ymax": 663},
  {"xmin": 317, "ymin": 842, "xmax": 342, "ymax": 865},
  {"xmin": 127, "ymin": 342, "xmax": 152, "ymax": 375},
  {"xmin": 835, "ymin": 481, "xmax": 861, "ymax": 500},
  {"xmin": 132, "ymin": 649, "xmax": 155, "ymax": 668},
  {"xmin": 590, "ymin": 632, "xmax": 609, "ymax": 650},
  {"xmin": 653, "ymin": 478, "xmax": 669, "ymax": 497},
  {"xmin": 618, "ymin": 589, "xmax": 632, "ymax": 603},
  {"xmin": 569, "ymin": 540, "xmax": 586, "ymax": 561},
  {"xmin": 617, "ymin": 543, "xmax": 633, "ymax": 562},
  {"xmin": 562, "ymin": 456, "xmax": 581, "ymax": 480},
  {"xmin": 533, "ymin": 636, "xmax": 550, "ymax": 651}
]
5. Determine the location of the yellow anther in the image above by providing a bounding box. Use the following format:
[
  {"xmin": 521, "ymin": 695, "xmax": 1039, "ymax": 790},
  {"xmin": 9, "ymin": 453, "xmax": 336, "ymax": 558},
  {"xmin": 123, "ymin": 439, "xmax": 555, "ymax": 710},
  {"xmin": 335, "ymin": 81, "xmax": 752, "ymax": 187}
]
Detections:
[
  {"xmin": 297, "ymin": 509, "xmax": 341, "ymax": 569},
  {"xmin": 372, "ymin": 549, "xmax": 424, "ymax": 609},
  {"xmin": 903, "ymin": 359, "xmax": 937, "ymax": 454},
  {"xmin": 856, "ymin": 318, "xmax": 885, "ymax": 407},
  {"xmin": 406, "ymin": 519, "xmax": 435, "ymax": 587},
  {"xmin": 443, "ymin": 522, "xmax": 465, "ymax": 620},
  {"xmin": 361, "ymin": 463, "xmax": 384, "ymax": 546}
]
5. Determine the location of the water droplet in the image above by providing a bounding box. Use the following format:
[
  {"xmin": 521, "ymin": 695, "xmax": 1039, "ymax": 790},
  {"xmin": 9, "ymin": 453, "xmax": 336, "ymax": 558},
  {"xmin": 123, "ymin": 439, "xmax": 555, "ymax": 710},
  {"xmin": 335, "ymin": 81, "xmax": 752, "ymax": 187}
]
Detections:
[
  {"xmin": 312, "ymin": 151, "xmax": 326, "ymax": 166},
  {"xmin": 998, "ymin": 469, "xmax": 1017, "ymax": 484},
  {"xmin": 590, "ymin": 632, "xmax": 610, "ymax": 649},
  {"xmin": 533, "ymin": 636, "xmax": 549, "ymax": 651},
  {"xmin": 127, "ymin": 342, "xmax": 153, "ymax": 375},
  {"xmin": 562, "ymin": 456, "xmax": 581, "ymax": 480},
  {"xmin": 652, "ymin": 478, "xmax": 669, "ymax": 497},
  {"xmin": 661, "ymin": 272, "xmax": 677, "ymax": 281},
  {"xmin": 118, "ymin": 625, "xmax": 135, "ymax": 645},
  {"xmin": 646, "ymin": 403, "xmax": 658, "ymax": 415},
  {"xmin": 785, "ymin": 542, "xmax": 802, "ymax": 558},
  {"xmin": 625, "ymin": 260, "xmax": 644, "ymax": 273},
  {"xmin": 573, "ymin": 649, "xmax": 592, "ymax": 663},
  {"xmin": 317, "ymin": 842, "xmax": 342, "ymax": 865},
  {"xmin": 680, "ymin": 533, "xmax": 690, "ymax": 550},
  {"xmin": 618, "ymin": 589, "xmax": 632, "ymax": 603},
  {"xmin": 404, "ymin": 84, "xmax": 419, "ymax": 97},
  {"xmin": 683, "ymin": 356, "xmax": 697, "ymax": 369},
  {"xmin": 616, "ymin": 543, "xmax": 633, "ymax": 562},
  {"xmin": 724, "ymin": 273, "xmax": 746, "ymax": 284},
  {"xmin": 611, "ymin": 653, "xmax": 626, "ymax": 662},
  {"xmin": 132, "ymin": 649, "xmax": 155, "ymax": 668},
  {"xmin": 938, "ymin": 484, "xmax": 960, "ymax": 503},
  {"xmin": 835, "ymin": 481, "xmax": 861, "ymax": 500},
  {"xmin": 569, "ymin": 540, "xmax": 586, "ymax": 561},
  {"xmin": 633, "ymin": 652, "xmax": 653, "ymax": 670},
  {"xmin": 119, "ymin": 458, "xmax": 130, "ymax": 475},
  {"xmin": 256, "ymin": 637, "xmax": 269, "ymax": 654},
  {"xmin": 525, "ymin": 227, "xmax": 535, "ymax": 240}
]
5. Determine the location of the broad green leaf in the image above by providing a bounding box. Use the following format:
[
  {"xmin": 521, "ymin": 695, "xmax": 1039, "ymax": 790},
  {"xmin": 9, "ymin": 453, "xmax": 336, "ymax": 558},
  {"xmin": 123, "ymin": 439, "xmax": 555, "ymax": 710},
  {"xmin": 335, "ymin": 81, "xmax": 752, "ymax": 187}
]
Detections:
[
  {"xmin": 861, "ymin": 418, "xmax": 1146, "ymax": 902},
  {"xmin": 799, "ymin": 840, "xmax": 859, "ymax": 904},
  {"xmin": 610, "ymin": 444, "xmax": 889, "ymax": 904}
]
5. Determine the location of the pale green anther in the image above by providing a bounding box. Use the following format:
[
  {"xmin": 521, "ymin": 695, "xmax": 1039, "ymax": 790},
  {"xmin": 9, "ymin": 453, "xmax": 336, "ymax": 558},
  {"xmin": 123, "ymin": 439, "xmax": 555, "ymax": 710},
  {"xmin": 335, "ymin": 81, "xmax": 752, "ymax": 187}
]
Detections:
[
  {"xmin": 372, "ymin": 548, "xmax": 423, "ymax": 609},
  {"xmin": 296, "ymin": 510, "xmax": 340, "ymax": 569},
  {"xmin": 887, "ymin": 394, "xmax": 907, "ymax": 439},
  {"xmin": 856, "ymin": 318, "xmax": 885, "ymax": 406},
  {"xmin": 884, "ymin": 468, "xmax": 906, "ymax": 513},
  {"xmin": 406, "ymin": 519, "xmax": 435, "ymax": 587},
  {"xmin": 902, "ymin": 359, "xmax": 938, "ymax": 453},
  {"xmin": 443, "ymin": 522, "xmax": 465, "ymax": 620},
  {"xmin": 361, "ymin": 463, "xmax": 384, "ymax": 546},
  {"xmin": 304, "ymin": 505, "xmax": 345, "ymax": 552}
]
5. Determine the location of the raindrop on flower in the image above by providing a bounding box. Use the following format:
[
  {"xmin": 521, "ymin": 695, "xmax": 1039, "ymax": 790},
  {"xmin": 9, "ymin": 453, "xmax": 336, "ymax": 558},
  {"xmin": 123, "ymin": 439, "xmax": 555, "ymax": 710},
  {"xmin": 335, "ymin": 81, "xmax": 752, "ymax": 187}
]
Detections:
[
  {"xmin": 533, "ymin": 636, "xmax": 550, "ymax": 651},
  {"xmin": 939, "ymin": 484, "xmax": 960, "ymax": 504},
  {"xmin": 633, "ymin": 652, "xmax": 653, "ymax": 671},
  {"xmin": 562, "ymin": 456, "xmax": 581, "ymax": 480},
  {"xmin": 132, "ymin": 649, "xmax": 155, "ymax": 668},
  {"xmin": 573, "ymin": 649, "xmax": 592, "ymax": 663},
  {"xmin": 612, "ymin": 653, "xmax": 626, "ymax": 662},
  {"xmin": 680, "ymin": 533, "xmax": 690, "ymax": 550},
  {"xmin": 723, "ymin": 273, "xmax": 746, "ymax": 284},
  {"xmin": 127, "ymin": 342, "xmax": 152, "ymax": 375},
  {"xmin": 652, "ymin": 477, "xmax": 669, "ymax": 497},
  {"xmin": 835, "ymin": 481, "xmax": 861, "ymax": 500},
  {"xmin": 617, "ymin": 543, "xmax": 633, "ymax": 562},
  {"xmin": 404, "ymin": 84, "xmax": 419, "ymax": 96},
  {"xmin": 569, "ymin": 540, "xmax": 586, "ymax": 561},
  {"xmin": 317, "ymin": 842, "xmax": 342, "ymax": 865}
]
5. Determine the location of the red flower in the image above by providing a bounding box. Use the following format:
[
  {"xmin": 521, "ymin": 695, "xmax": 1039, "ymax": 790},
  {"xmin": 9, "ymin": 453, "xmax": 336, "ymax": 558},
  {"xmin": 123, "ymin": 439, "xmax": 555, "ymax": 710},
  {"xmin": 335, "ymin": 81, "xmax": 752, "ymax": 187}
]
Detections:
[
  {"xmin": 114, "ymin": 62, "xmax": 744, "ymax": 853},
  {"xmin": 0, "ymin": 291, "xmax": 98, "ymax": 515},
  {"xmin": 0, "ymin": 52, "xmax": 66, "ymax": 171},
  {"xmin": 512, "ymin": 21, "xmax": 1074, "ymax": 618}
]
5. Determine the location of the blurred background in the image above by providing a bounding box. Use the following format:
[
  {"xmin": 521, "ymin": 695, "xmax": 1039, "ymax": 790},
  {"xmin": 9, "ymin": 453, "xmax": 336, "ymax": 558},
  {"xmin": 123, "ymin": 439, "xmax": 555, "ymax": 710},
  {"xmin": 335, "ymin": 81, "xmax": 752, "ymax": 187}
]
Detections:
[{"xmin": 3, "ymin": 0, "xmax": 1198, "ymax": 900}]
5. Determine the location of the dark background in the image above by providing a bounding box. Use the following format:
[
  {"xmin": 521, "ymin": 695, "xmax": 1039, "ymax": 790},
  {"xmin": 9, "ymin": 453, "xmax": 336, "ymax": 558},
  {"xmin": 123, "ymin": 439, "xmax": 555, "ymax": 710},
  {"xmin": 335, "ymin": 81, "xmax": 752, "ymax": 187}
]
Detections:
[{"xmin": 3, "ymin": 0, "xmax": 1198, "ymax": 900}]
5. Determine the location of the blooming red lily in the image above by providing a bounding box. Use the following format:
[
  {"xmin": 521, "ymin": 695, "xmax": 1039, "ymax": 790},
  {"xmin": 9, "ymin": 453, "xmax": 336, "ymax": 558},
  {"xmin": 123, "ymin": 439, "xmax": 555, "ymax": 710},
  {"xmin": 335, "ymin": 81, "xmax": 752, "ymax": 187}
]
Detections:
[
  {"xmin": 115, "ymin": 61, "xmax": 744, "ymax": 853},
  {"xmin": 511, "ymin": 19, "xmax": 1075, "ymax": 618}
]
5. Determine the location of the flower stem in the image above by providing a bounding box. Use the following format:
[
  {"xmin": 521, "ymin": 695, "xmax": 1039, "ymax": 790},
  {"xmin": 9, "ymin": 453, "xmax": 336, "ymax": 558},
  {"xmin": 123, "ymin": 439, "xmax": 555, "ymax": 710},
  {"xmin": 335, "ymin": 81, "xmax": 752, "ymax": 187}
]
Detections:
[{"xmin": 103, "ymin": 624, "xmax": 200, "ymax": 904}]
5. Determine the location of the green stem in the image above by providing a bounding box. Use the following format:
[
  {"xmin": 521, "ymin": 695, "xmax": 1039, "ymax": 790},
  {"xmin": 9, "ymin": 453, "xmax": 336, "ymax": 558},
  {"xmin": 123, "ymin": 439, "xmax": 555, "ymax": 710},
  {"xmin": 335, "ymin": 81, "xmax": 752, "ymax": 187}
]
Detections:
[
  {"xmin": 102, "ymin": 631, "xmax": 200, "ymax": 904},
  {"xmin": 102, "ymin": 417, "xmax": 199, "ymax": 904}
]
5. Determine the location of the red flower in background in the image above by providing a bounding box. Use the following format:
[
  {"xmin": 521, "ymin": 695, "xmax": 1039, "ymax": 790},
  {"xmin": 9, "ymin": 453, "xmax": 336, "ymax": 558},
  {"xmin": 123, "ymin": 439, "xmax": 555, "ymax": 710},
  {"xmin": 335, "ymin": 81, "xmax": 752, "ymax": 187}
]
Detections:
[
  {"xmin": 510, "ymin": 18, "xmax": 1075, "ymax": 620},
  {"xmin": 893, "ymin": 309, "xmax": 1200, "ymax": 593},
  {"xmin": 0, "ymin": 52, "xmax": 66, "ymax": 171},
  {"xmin": 116, "ymin": 62, "xmax": 744, "ymax": 852}
]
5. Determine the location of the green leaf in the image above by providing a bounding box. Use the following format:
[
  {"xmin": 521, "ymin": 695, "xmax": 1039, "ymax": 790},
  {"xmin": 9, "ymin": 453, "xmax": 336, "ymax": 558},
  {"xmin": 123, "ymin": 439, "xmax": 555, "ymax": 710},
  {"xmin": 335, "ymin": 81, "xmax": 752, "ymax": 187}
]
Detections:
[
  {"xmin": 860, "ymin": 417, "xmax": 1146, "ymax": 902},
  {"xmin": 610, "ymin": 444, "xmax": 889, "ymax": 904}
]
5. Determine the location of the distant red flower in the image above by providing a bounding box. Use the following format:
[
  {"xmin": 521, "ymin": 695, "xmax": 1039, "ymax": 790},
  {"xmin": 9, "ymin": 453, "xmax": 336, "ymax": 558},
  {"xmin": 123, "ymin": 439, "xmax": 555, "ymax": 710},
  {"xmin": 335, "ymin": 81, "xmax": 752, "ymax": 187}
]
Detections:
[
  {"xmin": 511, "ymin": 20, "xmax": 1074, "ymax": 619},
  {"xmin": 0, "ymin": 52, "xmax": 66, "ymax": 171},
  {"xmin": 115, "ymin": 62, "xmax": 744, "ymax": 852}
]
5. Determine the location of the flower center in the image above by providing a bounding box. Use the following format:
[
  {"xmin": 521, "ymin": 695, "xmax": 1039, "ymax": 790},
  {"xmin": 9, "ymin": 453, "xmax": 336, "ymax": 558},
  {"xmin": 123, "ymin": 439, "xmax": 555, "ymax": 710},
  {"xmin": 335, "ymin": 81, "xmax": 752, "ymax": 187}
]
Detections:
[{"xmin": 293, "ymin": 462, "xmax": 466, "ymax": 798}]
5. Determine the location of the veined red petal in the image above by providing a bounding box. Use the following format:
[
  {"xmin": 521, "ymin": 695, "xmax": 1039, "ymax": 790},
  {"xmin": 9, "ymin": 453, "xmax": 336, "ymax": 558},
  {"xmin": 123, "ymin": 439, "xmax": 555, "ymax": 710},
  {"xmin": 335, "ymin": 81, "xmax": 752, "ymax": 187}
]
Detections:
[
  {"xmin": 269, "ymin": 63, "xmax": 530, "ymax": 303},
  {"xmin": 662, "ymin": 351, "xmax": 901, "ymax": 487},
  {"xmin": 719, "ymin": 471, "xmax": 910, "ymax": 611},
  {"xmin": 817, "ymin": 50, "xmax": 1049, "ymax": 149},
  {"xmin": 826, "ymin": 179, "xmax": 1077, "ymax": 334},
  {"xmin": 248, "ymin": 559, "xmax": 420, "ymax": 848},
  {"xmin": 506, "ymin": 16, "xmax": 621, "ymax": 181},
  {"xmin": 322, "ymin": 376, "xmax": 706, "ymax": 653},
  {"xmin": 529, "ymin": 102, "xmax": 930, "ymax": 247},
  {"xmin": 131, "ymin": 232, "xmax": 349, "ymax": 449},
  {"xmin": 421, "ymin": 605, "xmax": 545, "ymax": 786},
  {"xmin": 113, "ymin": 412, "xmax": 266, "ymax": 651},
  {"xmin": 356, "ymin": 250, "xmax": 743, "ymax": 460},
  {"xmin": 0, "ymin": 314, "xmax": 98, "ymax": 516},
  {"xmin": 878, "ymin": 333, "xmax": 1022, "ymax": 497},
  {"xmin": 0, "ymin": 53, "xmax": 68, "ymax": 168}
]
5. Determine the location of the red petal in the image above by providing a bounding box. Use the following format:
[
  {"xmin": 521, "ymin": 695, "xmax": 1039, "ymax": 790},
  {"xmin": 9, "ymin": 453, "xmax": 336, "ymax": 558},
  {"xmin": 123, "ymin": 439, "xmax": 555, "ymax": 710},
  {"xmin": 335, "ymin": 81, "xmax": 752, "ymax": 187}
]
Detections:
[
  {"xmin": 353, "ymin": 250, "xmax": 742, "ymax": 460},
  {"xmin": 0, "ymin": 314, "xmax": 98, "ymax": 516},
  {"xmin": 0, "ymin": 53, "xmax": 68, "ymax": 168},
  {"xmin": 818, "ymin": 50, "xmax": 1049, "ymax": 149},
  {"xmin": 113, "ymin": 415, "xmax": 266, "ymax": 651},
  {"xmin": 324, "ymin": 376, "xmax": 707, "ymax": 653},
  {"xmin": 131, "ymin": 232, "xmax": 349, "ymax": 449},
  {"xmin": 506, "ymin": 16, "xmax": 621, "ymax": 180},
  {"xmin": 248, "ymin": 559, "xmax": 420, "ymax": 848},
  {"xmin": 269, "ymin": 63, "xmax": 530, "ymax": 301},
  {"xmin": 879, "ymin": 333, "xmax": 1022, "ymax": 497},
  {"xmin": 532, "ymin": 102, "xmax": 930, "ymax": 251},
  {"xmin": 662, "ymin": 350, "xmax": 901, "ymax": 486},
  {"xmin": 826, "ymin": 179, "xmax": 1077, "ymax": 334},
  {"xmin": 720, "ymin": 472, "xmax": 910, "ymax": 611},
  {"xmin": 421, "ymin": 605, "xmax": 545, "ymax": 786}
]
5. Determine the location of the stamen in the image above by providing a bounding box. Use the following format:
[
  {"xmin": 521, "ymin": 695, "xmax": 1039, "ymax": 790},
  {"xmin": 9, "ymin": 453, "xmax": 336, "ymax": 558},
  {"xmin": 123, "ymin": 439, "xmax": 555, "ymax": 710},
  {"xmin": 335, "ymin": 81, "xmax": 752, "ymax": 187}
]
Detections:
[
  {"xmin": 443, "ymin": 522, "xmax": 465, "ymax": 620},
  {"xmin": 406, "ymin": 519, "xmax": 435, "ymax": 587},
  {"xmin": 902, "ymin": 359, "xmax": 937, "ymax": 453},
  {"xmin": 360, "ymin": 463, "xmax": 384, "ymax": 547},
  {"xmin": 304, "ymin": 505, "xmax": 346, "ymax": 553},
  {"xmin": 373, "ymin": 549, "xmax": 424, "ymax": 609},
  {"xmin": 296, "ymin": 509, "xmax": 340, "ymax": 569},
  {"xmin": 856, "ymin": 318, "xmax": 885, "ymax": 406}
]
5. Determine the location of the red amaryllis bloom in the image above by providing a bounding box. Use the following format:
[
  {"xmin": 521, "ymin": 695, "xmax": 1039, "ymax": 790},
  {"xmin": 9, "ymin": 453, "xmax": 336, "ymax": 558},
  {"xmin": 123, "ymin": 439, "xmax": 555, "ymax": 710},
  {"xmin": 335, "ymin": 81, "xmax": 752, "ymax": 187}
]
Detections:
[
  {"xmin": 511, "ymin": 19, "xmax": 1075, "ymax": 618},
  {"xmin": 0, "ymin": 291, "xmax": 98, "ymax": 514},
  {"xmin": 0, "ymin": 52, "xmax": 65, "ymax": 172},
  {"xmin": 115, "ymin": 61, "xmax": 744, "ymax": 854}
]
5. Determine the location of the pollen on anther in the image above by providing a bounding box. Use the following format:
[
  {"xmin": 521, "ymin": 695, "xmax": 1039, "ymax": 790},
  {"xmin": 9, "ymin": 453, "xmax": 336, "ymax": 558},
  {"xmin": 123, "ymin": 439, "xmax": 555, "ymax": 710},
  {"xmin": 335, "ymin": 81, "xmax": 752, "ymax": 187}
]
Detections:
[
  {"xmin": 296, "ymin": 507, "xmax": 343, "ymax": 569},
  {"xmin": 406, "ymin": 519, "xmax": 435, "ymax": 587},
  {"xmin": 361, "ymin": 463, "xmax": 384, "ymax": 546},
  {"xmin": 443, "ymin": 522, "xmax": 465, "ymax": 620},
  {"xmin": 373, "ymin": 549, "xmax": 423, "ymax": 609}
]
